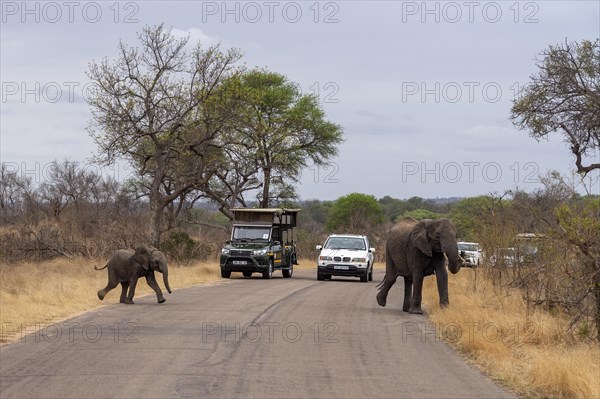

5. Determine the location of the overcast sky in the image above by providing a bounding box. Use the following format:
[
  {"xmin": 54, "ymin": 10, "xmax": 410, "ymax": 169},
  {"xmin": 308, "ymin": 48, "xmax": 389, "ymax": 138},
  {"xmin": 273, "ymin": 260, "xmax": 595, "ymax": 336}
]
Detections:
[{"xmin": 1, "ymin": 1, "xmax": 599, "ymax": 201}]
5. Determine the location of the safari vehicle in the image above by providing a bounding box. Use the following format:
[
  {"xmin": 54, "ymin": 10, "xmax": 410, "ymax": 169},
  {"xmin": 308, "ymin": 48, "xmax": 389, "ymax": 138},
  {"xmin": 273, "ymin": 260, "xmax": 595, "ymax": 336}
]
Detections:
[
  {"xmin": 490, "ymin": 233, "xmax": 544, "ymax": 267},
  {"xmin": 316, "ymin": 234, "xmax": 375, "ymax": 282},
  {"xmin": 220, "ymin": 208, "xmax": 300, "ymax": 279}
]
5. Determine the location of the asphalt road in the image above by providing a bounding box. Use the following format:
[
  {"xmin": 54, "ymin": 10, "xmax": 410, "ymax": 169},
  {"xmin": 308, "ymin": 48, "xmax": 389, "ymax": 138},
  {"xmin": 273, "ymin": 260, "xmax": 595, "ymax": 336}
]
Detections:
[{"xmin": 1, "ymin": 269, "xmax": 516, "ymax": 399}]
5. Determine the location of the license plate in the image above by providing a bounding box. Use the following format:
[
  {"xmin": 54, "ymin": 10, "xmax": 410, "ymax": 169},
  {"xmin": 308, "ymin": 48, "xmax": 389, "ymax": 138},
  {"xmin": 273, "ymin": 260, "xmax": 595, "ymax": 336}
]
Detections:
[
  {"xmin": 233, "ymin": 260, "xmax": 247, "ymax": 265},
  {"xmin": 334, "ymin": 265, "xmax": 349, "ymax": 270}
]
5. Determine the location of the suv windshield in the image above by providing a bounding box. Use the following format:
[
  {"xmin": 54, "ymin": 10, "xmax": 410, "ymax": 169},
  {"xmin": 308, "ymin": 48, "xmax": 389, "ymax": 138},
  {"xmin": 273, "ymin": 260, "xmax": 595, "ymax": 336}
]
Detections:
[
  {"xmin": 232, "ymin": 226, "xmax": 271, "ymax": 241},
  {"xmin": 325, "ymin": 237, "xmax": 366, "ymax": 250},
  {"xmin": 458, "ymin": 243, "xmax": 479, "ymax": 252}
]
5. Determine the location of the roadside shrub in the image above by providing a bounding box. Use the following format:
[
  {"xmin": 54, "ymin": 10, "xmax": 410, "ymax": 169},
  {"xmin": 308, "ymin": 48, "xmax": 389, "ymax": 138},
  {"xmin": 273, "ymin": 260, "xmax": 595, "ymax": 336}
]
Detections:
[{"xmin": 162, "ymin": 231, "xmax": 199, "ymax": 265}]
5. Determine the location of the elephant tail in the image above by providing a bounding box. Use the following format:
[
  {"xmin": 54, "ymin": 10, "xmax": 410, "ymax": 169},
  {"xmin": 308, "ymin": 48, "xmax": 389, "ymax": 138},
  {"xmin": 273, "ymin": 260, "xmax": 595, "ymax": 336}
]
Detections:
[
  {"xmin": 94, "ymin": 263, "xmax": 108, "ymax": 271},
  {"xmin": 376, "ymin": 274, "xmax": 386, "ymax": 290}
]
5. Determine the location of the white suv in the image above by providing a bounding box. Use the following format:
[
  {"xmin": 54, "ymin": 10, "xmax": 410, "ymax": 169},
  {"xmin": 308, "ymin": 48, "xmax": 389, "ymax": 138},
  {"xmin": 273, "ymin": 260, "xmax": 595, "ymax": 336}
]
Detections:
[
  {"xmin": 316, "ymin": 234, "xmax": 375, "ymax": 282},
  {"xmin": 457, "ymin": 242, "xmax": 483, "ymax": 267}
]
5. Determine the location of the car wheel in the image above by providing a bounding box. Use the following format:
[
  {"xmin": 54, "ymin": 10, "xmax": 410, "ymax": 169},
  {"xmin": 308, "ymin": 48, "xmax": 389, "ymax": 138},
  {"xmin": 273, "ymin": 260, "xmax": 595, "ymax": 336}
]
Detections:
[
  {"xmin": 317, "ymin": 272, "xmax": 325, "ymax": 281},
  {"xmin": 360, "ymin": 273, "xmax": 368, "ymax": 283},
  {"xmin": 262, "ymin": 260, "xmax": 273, "ymax": 279},
  {"xmin": 282, "ymin": 264, "xmax": 293, "ymax": 278},
  {"xmin": 368, "ymin": 266, "xmax": 373, "ymax": 281},
  {"xmin": 221, "ymin": 269, "xmax": 231, "ymax": 279},
  {"xmin": 243, "ymin": 271, "xmax": 252, "ymax": 278}
]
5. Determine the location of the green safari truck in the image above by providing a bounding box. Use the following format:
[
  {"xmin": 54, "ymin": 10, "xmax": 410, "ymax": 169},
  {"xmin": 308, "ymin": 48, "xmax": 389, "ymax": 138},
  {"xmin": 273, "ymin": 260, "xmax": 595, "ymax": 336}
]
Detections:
[{"xmin": 220, "ymin": 208, "xmax": 300, "ymax": 279}]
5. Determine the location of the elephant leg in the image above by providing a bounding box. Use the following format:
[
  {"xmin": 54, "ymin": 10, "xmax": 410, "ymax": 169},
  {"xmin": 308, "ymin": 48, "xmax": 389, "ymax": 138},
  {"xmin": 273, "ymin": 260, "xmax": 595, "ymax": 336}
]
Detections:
[
  {"xmin": 119, "ymin": 282, "xmax": 129, "ymax": 304},
  {"xmin": 403, "ymin": 275, "xmax": 413, "ymax": 312},
  {"xmin": 145, "ymin": 273, "xmax": 166, "ymax": 303},
  {"xmin": 377, "ymin": 246, "xmax": 399, "ymax": 307},
  {"xmin": 125, "ymin": 279, "xmax": 138, "ymax": 304},
  {"xmin": 434, "ymin": 258, "xmax": 449, "ymax": 308},
  {"xmin": 376, "ymin": 273, "xmax": 398, "ymax": 307},
  {"xmin": 409, "ymin": 269, "xmax": 424, "ymax": 314},
  {"xmin": 98, "ymin": 280, "xmax": 118, "ymax": 301}
]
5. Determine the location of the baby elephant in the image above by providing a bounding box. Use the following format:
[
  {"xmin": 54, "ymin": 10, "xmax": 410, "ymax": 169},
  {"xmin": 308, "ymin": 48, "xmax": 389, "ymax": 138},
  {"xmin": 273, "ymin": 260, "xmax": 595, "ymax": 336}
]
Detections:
[{"xmin": 95, "ymin": 244, "xmax": 172, "ymax": 304}]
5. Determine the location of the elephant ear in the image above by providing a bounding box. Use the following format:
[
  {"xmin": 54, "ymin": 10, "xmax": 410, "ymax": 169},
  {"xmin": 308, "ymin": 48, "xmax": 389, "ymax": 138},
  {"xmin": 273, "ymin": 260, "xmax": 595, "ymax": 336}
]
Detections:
[
  {"xmin": 411, "ymin": 222, "xmax": 432, "ymax": 257},
  {"xmin": 132, "ymin": 245, "xmax": 151, "ymax": 270}
]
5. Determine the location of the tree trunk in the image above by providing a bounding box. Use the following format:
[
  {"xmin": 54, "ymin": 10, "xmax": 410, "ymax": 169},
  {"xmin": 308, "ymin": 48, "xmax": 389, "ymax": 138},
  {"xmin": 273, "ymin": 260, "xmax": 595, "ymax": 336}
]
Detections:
[
  {"xmin": 594, "ymin": 267, "xmax": 600, "ymax": 342},
  {"xmin": 149, "ymin": 198, "xmax": 163, "ymax": 248},
  {"xmin": 261, "ymin": 167, "xmax": 271, "ymax": 208},
  {"xmin": 149, "ymin": 153, "xmax": 166, "ymax": 249}
]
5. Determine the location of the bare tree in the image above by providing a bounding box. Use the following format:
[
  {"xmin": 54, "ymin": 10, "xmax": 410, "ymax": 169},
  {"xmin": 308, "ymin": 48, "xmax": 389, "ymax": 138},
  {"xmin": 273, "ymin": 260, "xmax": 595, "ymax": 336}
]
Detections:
[
  {"xmin": 86, "ymin": 24, "xmax": 243, "ymax": 246},
  {"xmin": 0, "ymin": 164, "xmax": 30, "ymax": 221},
  {"xmin": 511, "ymin": 39, "xmax": 600, "ymax": 176}
]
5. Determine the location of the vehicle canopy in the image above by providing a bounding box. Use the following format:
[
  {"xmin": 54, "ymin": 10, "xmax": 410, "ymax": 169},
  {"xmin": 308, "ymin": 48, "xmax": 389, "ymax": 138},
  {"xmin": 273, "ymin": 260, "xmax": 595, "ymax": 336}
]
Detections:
[{"xmin": 230, "ymin": 208, "xmax": 300, "ymax": 246}]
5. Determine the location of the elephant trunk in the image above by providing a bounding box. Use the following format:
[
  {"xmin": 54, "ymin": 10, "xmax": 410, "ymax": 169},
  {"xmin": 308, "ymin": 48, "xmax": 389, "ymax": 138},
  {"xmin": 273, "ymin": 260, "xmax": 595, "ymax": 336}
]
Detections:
[
  {"xmin": 161, "ymin": 265, "xmax": 172, "ymax": 294},
  {"xmin": 442, "ymin": 237, "xmax": 462, "ymax": 274}
]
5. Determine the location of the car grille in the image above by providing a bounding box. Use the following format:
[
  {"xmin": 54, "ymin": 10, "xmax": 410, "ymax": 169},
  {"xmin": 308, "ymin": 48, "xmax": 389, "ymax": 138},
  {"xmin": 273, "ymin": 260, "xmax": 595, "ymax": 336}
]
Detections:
[
  {"xmin": 325, "ymin": 265, "xmax": 359, "ymax": 272},
  {"xmin": 333, "ymin": 256, "xmax": 351, "ymax": 262},
  {"xmin": 231, "ymin": 250, "xmax": 252, "ymax": 256}
]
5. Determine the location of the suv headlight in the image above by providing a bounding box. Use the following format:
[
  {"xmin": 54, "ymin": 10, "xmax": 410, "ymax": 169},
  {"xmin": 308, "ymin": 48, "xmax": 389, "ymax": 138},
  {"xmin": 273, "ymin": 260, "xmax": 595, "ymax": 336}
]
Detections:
[
  {"xmin": 221, "ymin": 248, "xmax": 230, "ymax": 255},
  {"xmin": 253, "ymin": 249, "xmax": 268, "ymax": 255},
  {"xmin": 352, "ymin": 258, "xmax": 367, "ymax": 262},
  {"xmin": 319, "ymin": 256, "xmax": 332, "ymax": 261}
]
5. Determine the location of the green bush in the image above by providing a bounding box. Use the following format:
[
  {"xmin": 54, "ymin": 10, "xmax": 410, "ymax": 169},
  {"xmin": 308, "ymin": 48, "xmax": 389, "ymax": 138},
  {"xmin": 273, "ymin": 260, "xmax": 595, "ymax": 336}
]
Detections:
[
  {"xmin": 162, "ymin": 231, "xmax": 198, "ymax": 264},
  {"xmin": 326, "ymin": 193, "xmax": 385, "ymax": 233}
]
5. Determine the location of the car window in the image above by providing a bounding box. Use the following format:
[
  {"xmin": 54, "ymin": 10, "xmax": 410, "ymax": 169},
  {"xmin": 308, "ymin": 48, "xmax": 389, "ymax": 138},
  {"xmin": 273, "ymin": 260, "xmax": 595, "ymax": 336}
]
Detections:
[
  {"xmin": 458, "ymin": 243, "xmax": 479, "ymax": 251},
  {"xmin": 324, "ymin": 237, "xmax": 366, "ymax": 250},
  {"xmin": 232, "ymin": 226, "xmax": 271, "ymax": 240}
]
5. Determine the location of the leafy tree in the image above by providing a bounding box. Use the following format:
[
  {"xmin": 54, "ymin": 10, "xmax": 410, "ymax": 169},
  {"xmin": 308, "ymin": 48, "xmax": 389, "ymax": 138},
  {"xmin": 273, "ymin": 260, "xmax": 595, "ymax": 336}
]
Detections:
[
  {"xmin": 220, "ymin": 69, "xmax": 344, "ymax": 208},
  {"xmin": 379, "ymin": 195, "xmax": 425, "ymax": 222},
  {"xmin": 379, "ymin": 195, "xmax": 405, "ymax": 222},
  {"xmin": 378, "ymin": 196, "xmax": 456, "ymax": 222},
  {"xmin": 301, "ymin": 199, "xmax": 333, "ymax": 226},
  {"xmin": 555, "ymin": 198, "xmax": 600, "ymax": 340},
  {"xmin": 401, "ymin": 209, "xmax": 444, "ymax": 221},
  {"xmin": 449, "ymin": 196, "xmax": 501, "ymax": 240},
  {"xmin": 326, "ymin": 193, "xmax": 385, "ymax": 232},
  {"xmin": 511, "ymin": 39, "xmax": 600, "ymax": 175},
  {"xmin": 86, "ymin": 24, "xmax": 242, "ymax": 246}
]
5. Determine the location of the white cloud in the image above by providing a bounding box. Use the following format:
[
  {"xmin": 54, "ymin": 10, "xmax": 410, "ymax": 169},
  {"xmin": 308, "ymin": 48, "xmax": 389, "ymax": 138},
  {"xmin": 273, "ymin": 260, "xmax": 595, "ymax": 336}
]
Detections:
[{"xmin": 171, "ymin": 27, "xmax": 224, "ymax": 48}]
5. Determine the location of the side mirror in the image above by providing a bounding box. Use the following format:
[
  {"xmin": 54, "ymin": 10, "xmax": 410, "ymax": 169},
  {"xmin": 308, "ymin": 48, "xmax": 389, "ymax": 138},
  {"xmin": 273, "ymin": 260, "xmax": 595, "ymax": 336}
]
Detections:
[
  {"xmin": 316, "ymin": 245, "xmax": 323, "ymax": 250},
  {"xmin": 460, "ymin": 250, "xmax": 466, "ymax": 258},
  {"xmin": 369, "ymin": 247, "xmax": 375, "ymax": 253}
]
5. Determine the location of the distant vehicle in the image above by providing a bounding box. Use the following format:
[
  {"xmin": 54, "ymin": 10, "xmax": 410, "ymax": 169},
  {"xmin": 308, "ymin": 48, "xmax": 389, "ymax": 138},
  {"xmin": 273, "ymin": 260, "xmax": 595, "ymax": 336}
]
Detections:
[
  {"xmin": 490, "ymin": 247, "xmax": 520, "ymax": 267},
  {"xmin": 220, "ymin": 208, "xmax": 300, "ymax": 279},
  {"xmin": 316, "ymin": 234, "xmax": 375, "ymax": 282},
  {"xmin": 490, "ymin": 233, "xmax": 544, "ymax": 267},
  {"xmin": 516, "ymin": 233, "xmax": 542, "ymax": 263},
  {"xmin": 457, "ymin": 241, "xmax": 482, "ymax": 268}
]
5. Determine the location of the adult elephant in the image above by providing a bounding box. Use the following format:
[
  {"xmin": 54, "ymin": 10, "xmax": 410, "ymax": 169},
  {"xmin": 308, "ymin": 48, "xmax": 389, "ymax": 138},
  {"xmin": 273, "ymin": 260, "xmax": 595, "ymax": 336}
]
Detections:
[
  {"xmin": 95, "ymin": 245, "xmax": 172, "ymax": 304},
  {"xmin": 376, "ymin": 217, "xmax": 463, "ymax": 314}
]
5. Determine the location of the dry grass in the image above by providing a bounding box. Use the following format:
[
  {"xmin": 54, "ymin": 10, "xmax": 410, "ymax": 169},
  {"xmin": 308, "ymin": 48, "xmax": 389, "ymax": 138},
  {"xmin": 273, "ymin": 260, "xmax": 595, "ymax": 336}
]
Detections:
[
  {"xmin": 423, "ymin": 268, "xmax": 600, "ymax": 399},
  {"xmin": 0, "ymin": 257, "xmax": 223, "ymax": 343}
]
